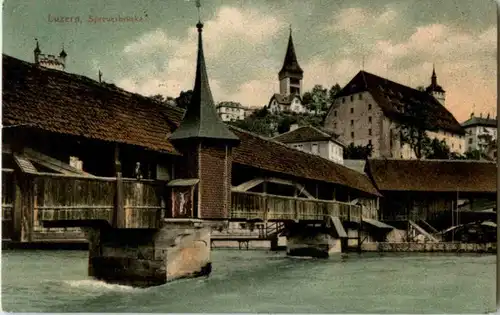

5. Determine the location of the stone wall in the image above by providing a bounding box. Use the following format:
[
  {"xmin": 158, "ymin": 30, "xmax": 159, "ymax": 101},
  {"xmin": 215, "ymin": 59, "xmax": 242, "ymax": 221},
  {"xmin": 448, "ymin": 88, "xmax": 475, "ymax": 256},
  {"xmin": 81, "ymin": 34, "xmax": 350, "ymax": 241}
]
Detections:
[{"xmin": 361, "ymin": 242, "xmax": 496, "ymax": 253}]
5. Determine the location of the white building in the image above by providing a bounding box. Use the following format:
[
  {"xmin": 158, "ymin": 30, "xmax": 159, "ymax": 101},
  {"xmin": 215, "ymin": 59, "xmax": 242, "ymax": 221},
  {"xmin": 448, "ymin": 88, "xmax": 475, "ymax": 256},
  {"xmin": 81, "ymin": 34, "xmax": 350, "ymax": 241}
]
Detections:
[
  {"xmin": 324, "ymin": 69, "xmax": 466, "ymax": 159},
  {"xmin": 461, "ymin": 113, "xmax": 497, "ymax": 152},
  {"xmin": 267, "ymin": 28, "xmax": 308, "ymax": 114},
  {"xmin": 34, "ymin": 40, "xmax": 67, "ymax": 71},
  {"xmin": 272, "ymin": 124, "xmax": 345, "ymax": 165},
  {"xmin": 216, "ymin": 101, "xmax": 246, "ymax": 122}
]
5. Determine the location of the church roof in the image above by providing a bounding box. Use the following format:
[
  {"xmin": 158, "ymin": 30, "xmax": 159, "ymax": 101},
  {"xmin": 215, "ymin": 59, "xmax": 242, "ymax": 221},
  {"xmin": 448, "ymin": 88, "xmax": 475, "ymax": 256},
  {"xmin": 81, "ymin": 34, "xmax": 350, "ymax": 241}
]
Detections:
[
  {"xmin": 169, "ymin": 22, "xmax": 239, "ymax": 143},
  {"xmin": 278, "ymin": 29, "xmax": 303, "ymax": 79},
  {"xmin": 331, "ymin": 70, "xmax": 464, "ymax": 135}
]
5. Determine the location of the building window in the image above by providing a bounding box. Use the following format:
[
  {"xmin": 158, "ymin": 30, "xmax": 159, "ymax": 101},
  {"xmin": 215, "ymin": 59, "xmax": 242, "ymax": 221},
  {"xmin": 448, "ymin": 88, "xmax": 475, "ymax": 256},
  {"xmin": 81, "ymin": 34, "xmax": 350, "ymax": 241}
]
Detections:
[
  {"xmin": 359, "ymin": 94, "xmax": 362, "ymax": 100},
  {"xmin": 351, "ymin": 132, "xmax": 354, "ymax": 139},
  {"xmin": 459, "ymin": 144, "xmax": 462, "ymax": 150},
  {"xmin": 368, "ymin": 129, "xmax": 372, "ymax": 136},
  {"xmin": 312, "ymin": 143, "xmax": 319, "ymax": 154},
  {"xmin": 350, "ymin": 108, "xmax": 354, "ymax": 114},
  {"xmin": 334, "ymin": 122, "xmax": 337, "ymax": 129},
  {"xmin": 389, "ymin": 129, "xmax": 393, "ymax": 149},
  {"xmin": 350, "ymin": 120, "xmax": 354, "ymax": 126},
  {"xmin": 368, "ymin": 104, "xmax": 372, "ymax": 110},
  {"xmin": 469, "ymin": 138, "xmax": 473, "ymax": 144},
  {"xmin": 452, "ymin": 143, "xmax": 454, "ymax": 149},
  {"xmin": 368, "ymin": 116, "xmax": 372, "ymax": 123},
  {"xmin": 334, "ymin": 110, "xmax": 337, "ymax": 117},
  {"xmin": 342, "ymin": 98, "xmax": 345, "ymax": 104},
  {"xmin": 368, "ymin": 139, "xmax": 372, "ymax": 146},
  {"xmin": 296, "ymin": 144, "xmax": 304, "ymax": 151}
]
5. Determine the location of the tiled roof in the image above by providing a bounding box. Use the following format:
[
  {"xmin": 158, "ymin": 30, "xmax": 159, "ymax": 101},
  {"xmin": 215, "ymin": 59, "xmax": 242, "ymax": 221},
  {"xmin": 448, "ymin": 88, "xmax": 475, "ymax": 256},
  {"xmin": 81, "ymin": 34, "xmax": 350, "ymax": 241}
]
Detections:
[
  {"xmin": 366, "ymin": 158, "xmax": 496, "ymax": 193},
  {"xmin": 2, "ymin": 54, "xmax": 184, "ymax": 154},
  {"xmin": 461, "ymin": 116, "xmax": 497, "ymax": 128},
  {"xmin": 230, "ymin": 126, "xmax": 380, "ymax": 196},
  {"xmin": 272, "ymin": 125, "xmax": 343, "ymax": 146},
  {"xmin": 332, "ymin": 71, "xmax": 465, "ymax": 135}
]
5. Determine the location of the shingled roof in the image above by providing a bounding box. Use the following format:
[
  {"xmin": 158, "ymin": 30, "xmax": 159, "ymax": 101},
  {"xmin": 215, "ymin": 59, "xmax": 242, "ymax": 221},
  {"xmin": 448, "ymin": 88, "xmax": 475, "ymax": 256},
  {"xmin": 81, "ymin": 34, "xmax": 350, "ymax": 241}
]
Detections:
[
  {"xmin": 332, "ymin": 71, "xmax": 465, "ymax": 135},
  {"xmin": 3, "ymin": 54, "xmax": 379, "ymax": 196},
  {"xmin": 272, "ymin": 125, "xmax": 344, "ymax": 147},
  {"xmin": 2, "ymin": 54, "xmax": 183, "ymax": 154},
  {"xmin": 231, "ymin": 126, "xmax": 380, "ymax": 196},
  {"xmin": 366, "ymin": 158, "xmax": 496, "ymax": 193}
]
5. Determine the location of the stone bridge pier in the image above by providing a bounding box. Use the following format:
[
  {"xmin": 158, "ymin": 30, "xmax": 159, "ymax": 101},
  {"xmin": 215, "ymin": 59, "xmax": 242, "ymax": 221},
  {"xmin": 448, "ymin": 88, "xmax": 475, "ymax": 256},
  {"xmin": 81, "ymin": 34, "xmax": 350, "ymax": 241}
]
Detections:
[
  {"xmin": 284, "ymin": 217, "xmax": 348, "ymax": 258},
  {"xmin": 84, "ymin": 220, "xmax": 212, "ymax": 287}
]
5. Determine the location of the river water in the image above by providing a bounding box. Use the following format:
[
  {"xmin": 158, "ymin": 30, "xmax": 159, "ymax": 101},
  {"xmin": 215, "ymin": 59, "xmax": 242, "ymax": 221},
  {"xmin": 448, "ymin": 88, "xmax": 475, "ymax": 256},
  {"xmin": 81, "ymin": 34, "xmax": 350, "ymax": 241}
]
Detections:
[{"xmin": 1, "ymin": 249, "xmax": 496, "ymax": 313}]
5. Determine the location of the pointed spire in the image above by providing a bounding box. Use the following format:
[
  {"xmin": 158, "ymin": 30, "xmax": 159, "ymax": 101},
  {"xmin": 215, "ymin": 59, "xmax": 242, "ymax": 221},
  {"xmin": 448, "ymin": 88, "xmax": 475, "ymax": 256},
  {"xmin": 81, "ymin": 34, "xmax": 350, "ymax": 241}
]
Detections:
[
  {"xmin": 34, "ymin": 38, "xmax": 41, "ymax": 53},
  {"xmin": 278, "ymin": 26, "xmax": 303, "ymax": 80},
  {"xmin": 169, "ymin": 11, "xmax": 238, "ymax": 143},
  {"xmin": 59, "ymin": 43, "xmax": 67, "ymax": 58}
]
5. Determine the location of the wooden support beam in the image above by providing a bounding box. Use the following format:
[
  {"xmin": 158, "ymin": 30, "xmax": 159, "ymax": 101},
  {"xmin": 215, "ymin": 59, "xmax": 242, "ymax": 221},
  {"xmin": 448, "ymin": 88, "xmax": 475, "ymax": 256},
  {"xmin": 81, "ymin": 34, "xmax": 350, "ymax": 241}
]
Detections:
[
  {"xmin": 23, "ymin": 148, "xmax": 93, "ymax": 176},
  {"xmin": 114, "ymin": 144, "xmax": 125, "ymax": 228},
  {"xmin": 232, "ymin": 178, "xmax": 265, "ymax": 192}
]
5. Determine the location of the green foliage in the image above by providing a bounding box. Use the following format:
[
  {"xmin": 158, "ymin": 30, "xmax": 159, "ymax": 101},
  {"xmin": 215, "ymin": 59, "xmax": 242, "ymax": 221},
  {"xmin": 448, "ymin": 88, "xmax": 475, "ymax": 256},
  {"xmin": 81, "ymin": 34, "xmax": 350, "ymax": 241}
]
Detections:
[
  {"xmin": 301, "ymin": 84, "xmax": 341, "ymax": 114},
  {"xmin": 424, "ymin": 138, "xmax": 451, "ymax": 159},
  {"xmin": 175, "ymin": 90, "xmax": 193, "ymax": 109},
  {"xmin": 343, "ymin": 143, "xmax": 373, "ymax": 159},
  {"xmin": 396, "ymin": 98, "xmax": 434, "ymax": 159}
]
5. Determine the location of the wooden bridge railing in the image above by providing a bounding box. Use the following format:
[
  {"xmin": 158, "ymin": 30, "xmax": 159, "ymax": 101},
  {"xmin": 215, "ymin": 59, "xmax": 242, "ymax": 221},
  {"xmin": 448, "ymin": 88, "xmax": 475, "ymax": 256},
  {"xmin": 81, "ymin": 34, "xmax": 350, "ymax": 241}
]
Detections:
[
  {"xmin": 17, "ymin": 172, "xmax": 166, "ymax": 229},
  {"xmin": 230, "ymin": 191, "xmax": 362, "ymax": 222}
]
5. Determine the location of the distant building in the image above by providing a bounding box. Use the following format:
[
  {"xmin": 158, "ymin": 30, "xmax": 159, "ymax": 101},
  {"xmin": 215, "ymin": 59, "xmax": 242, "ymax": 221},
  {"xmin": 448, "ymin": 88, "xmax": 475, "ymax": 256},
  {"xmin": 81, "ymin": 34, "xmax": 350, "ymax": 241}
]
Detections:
[
  {"xmin": 461, "ymin": 113, "xmax": 497, "ymax": 152},
  {"xmin": 216, "ymin": 102, "xmax": 245, "ymax": 122},
  {"xmin": 272, "ymin": 124, "xmax": 345, "ymax": 165},
  {"xmin": 324, "ymin": 70, "xmax": 465, "ymax": 159},
  {"xmin": 268, "ymin": 28, "xmax": 308, "ymax": 114},
  {"xmin": 33, "ymin": 40, "xmax": 67, "ymax": 71},
  {"xmin": 425, "ymin": 65, "xmax": 446, "ymax": 106}
]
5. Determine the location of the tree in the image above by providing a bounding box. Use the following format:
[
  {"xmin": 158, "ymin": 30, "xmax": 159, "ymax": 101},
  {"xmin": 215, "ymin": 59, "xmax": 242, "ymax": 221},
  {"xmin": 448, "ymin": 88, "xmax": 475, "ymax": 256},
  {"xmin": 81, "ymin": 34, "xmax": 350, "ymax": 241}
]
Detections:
[
  {"xmin": 416, "ymin": 86, "xmax": 425, "ymax": 92},
  {"xmin": 229, "ymin": 117, "xmax": 274, "ymax": 137},
  {"xmin": 175, "ymin": 90, "xmax": 193, "ymax": 109},
  {"xmin": 277, "ymin": 116, "xmax": 297, "ymax": 134},
  {"xmin": 343, "ymin": 143, "xmax": 373, "ymax": 159},
  {"xmin": 328, "ymin": 83, "xmax": 341, "ymax": 104},
  {"xmin": 396, "ymin": 99, "xmax": 433, "ymax": 159},
  {"xmin": 424, "ymin": 138, "xmax": 450, "ymax": 159}
]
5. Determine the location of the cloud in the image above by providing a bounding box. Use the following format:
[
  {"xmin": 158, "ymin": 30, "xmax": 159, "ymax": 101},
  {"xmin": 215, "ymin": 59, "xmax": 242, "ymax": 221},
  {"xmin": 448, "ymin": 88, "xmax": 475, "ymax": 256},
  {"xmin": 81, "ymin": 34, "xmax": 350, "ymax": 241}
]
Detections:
[{"xmin": 116, "ymin": 6, "xmax": 285, "ymax": 105}]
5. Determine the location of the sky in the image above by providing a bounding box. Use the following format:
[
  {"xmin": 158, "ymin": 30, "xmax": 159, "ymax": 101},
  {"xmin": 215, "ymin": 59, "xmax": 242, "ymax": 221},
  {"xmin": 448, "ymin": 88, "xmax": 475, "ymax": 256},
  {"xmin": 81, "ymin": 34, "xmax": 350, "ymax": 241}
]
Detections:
[{"xmin": 2, "ymin": 0, "xmax": 497, "ymax": 122}]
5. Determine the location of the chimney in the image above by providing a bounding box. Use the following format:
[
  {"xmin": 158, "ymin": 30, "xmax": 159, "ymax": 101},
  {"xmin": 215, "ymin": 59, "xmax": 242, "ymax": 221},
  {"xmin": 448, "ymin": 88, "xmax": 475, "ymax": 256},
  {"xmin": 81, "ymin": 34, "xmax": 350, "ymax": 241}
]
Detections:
[{"xmin": 290, "ymin": 123, "xmax": 299, "ymax": 131}]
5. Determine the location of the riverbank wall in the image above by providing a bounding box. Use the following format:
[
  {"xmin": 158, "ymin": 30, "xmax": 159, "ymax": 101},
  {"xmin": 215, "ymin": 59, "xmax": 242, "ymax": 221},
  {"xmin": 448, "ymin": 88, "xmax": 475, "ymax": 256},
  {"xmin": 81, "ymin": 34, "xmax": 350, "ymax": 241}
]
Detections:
[{"xmin": 361, "ymin": 242, "xmax": 496, "ymax": 254}]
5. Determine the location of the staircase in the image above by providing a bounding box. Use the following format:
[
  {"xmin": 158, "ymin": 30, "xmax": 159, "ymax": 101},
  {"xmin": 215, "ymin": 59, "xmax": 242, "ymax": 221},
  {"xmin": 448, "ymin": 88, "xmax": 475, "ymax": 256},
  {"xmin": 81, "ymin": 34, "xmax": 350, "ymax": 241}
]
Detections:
[
  {"xmin": 408, "ymin": 220, "xmax": 440, "ymax": 243},
  {"xmin": 263, "ymin": 222, "xmax": 285, "ymax": 239}
]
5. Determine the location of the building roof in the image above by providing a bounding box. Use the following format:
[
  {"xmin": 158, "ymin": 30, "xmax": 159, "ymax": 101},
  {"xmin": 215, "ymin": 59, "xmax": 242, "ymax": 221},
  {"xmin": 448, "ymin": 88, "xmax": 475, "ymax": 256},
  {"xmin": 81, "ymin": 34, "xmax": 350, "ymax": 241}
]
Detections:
[
  {"xmin": 272, "ymin": 125, "xmax": 344, "ymax": 147},
  {"xmin": 461, "ymin": 116, "xmax": 497, "ymax": 128},
  {"xmin": 366, "ymin": 158, "xmax": 496, "ymax": 193},
  {"xmin": 331, "ymin": 71, "xmax": 464, "ymax": 135},
  {"xmin": 169, "ymin": 22, "xmax": 239, "ymax": 143},
  {"xmin": 269, "ymin": 93, "xmax": 301, "ymax": 106},
  {"xmin": 231, "ymin": 126, "xmax": 380, "ymax": 196},
  {"xmin": 3, "ymin": 54, "xmax": 380, "ymax": 196},
  {"xmin": 216, "ymin": 101, "xmax": 244, "ymax": 109},
  {"xmin": 278, "ymin": 28, "xmax": 303, "ymax": 80},
  {"xmin": 425, "ymin": 67, "xmax": 445, "ymax": 93},
  {"xmin": 2, "ymin": 54, "xmax": 184, "ymax": 154}
]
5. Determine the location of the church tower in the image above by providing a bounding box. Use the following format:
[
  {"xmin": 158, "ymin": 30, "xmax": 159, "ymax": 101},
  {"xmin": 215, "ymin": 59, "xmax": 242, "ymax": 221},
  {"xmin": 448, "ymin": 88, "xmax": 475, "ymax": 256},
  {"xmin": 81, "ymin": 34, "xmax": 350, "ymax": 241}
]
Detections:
[
  {"xmin": 169, "ymin": 17, "xmax": 239, "ymax": 220},
  {"xmin": 279, "ymin": 27, "xmax": 303, "ymax": 96},
  {"xmin": 425, "ymin": 64, "xmax": 446, "ymax": 106}
]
